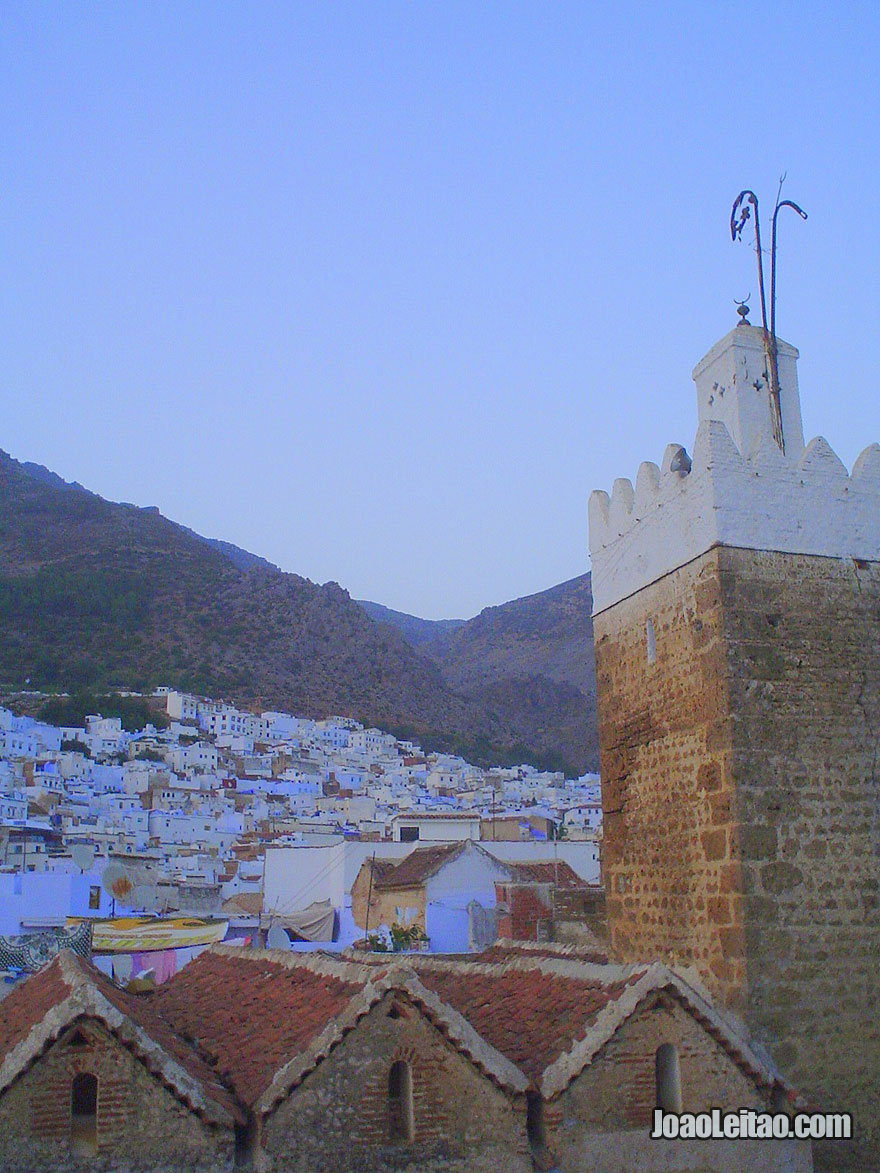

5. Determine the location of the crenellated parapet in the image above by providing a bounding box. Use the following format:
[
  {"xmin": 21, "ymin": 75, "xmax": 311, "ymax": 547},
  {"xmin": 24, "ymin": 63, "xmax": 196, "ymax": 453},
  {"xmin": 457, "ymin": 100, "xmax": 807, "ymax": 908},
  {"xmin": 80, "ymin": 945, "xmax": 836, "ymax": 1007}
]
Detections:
[{"xmin": 589, "ymin": 324, "xmax": 880, "ymax": 614}]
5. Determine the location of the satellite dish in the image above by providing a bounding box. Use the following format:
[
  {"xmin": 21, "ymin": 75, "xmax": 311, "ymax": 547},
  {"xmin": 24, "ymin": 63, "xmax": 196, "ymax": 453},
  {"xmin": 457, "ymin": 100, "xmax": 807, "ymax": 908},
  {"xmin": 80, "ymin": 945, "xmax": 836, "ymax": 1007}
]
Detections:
[
  {"xmin": 267, "ymin": 925, "xmax": 292, "ymax": 951},
  {"xmin": 113, "ymin": 954, "xmax": 133, "ymax": 982},
  {"xmin": 102, "ymin": 863, "xmax": 126, "ymax": 892},
  {"xmin": 128, "ymin": 864, "xmax": 154, "ymax": 888},
  {"xmin": 128, "ymin": 884, "xmax": 157, "ymax": 911},
  {"xmin": 102, "ymin": 863, "xmax": 135, "ymax": 901},
  {"xmin": 71, "ymin": 845, "xmax": 95, "ymax": 873}
]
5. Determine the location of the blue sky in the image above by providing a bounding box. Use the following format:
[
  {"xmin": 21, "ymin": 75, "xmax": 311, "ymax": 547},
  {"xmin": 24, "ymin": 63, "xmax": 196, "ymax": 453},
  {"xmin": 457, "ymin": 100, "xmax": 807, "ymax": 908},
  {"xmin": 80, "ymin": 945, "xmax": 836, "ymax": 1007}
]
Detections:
[{"xmin": 2, "ymin": 3, "xmax": 878, "ymax": 618}]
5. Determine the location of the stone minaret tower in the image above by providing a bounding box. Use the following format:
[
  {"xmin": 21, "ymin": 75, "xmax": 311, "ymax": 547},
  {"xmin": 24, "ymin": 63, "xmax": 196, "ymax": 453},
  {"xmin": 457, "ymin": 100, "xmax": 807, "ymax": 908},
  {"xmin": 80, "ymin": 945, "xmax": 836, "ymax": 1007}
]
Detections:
[{"xmin": 589, "ymin": 319, "xmax": 880, "ymax": 1171}]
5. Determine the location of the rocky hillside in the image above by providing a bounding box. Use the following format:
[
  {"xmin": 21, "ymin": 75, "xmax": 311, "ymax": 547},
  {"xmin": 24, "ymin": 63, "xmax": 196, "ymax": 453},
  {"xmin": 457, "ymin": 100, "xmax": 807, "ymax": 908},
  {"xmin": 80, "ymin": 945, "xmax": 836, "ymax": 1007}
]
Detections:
[
  {"xmin": 0, "ymin": 450, "xmax": 598, "ymax": 771},
  {"xmin": 0, "ymin": 452, "xmax": 501, "ymax": 756},
  {"xmin": 364, "ymin": 576, "xmax": 598, "ymax": 771},
  {"xmin": 425, "ymin": 575, "xmax": 595, "ymax": 694},
  {"xmin": 356, "ymin": 600, "xmax": 465, "ymax": 649}
]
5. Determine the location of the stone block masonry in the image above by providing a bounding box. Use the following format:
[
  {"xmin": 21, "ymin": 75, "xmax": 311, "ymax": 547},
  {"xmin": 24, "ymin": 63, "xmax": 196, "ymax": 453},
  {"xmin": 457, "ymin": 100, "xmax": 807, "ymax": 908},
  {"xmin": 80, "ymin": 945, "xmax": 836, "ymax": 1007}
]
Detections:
[
  {"xmin": 262, "ymin": 991, "xmax": 532, "ymax": 1173},
  {"xmin": 596, "ymin": 542, "xmax": 880, "ymax": 1171},
  {"xmin": 590, "ymin": 321, "xmax": 880, "ymax": 1171}
]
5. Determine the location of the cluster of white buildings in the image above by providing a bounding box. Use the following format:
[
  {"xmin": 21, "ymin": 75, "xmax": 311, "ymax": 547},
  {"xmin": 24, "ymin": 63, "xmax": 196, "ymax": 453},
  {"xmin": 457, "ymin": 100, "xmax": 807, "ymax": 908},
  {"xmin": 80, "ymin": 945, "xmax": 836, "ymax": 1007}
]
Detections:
[{"xmin": 0, "ymin": 691, "xmax": 602, "ymax": 954}]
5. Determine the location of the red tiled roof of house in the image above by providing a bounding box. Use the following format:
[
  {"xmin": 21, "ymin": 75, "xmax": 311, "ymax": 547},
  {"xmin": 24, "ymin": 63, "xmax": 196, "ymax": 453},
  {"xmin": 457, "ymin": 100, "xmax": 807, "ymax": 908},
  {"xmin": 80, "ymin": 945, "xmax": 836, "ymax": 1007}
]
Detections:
[
  {"xmin": 2, "ymin": 946, "xmax": 790, "ymax": 1117},
  {"xmin": 507, "ymin": 861, "xmax": 588, "ymax": 889},
  {"xmin": 364, "ymin": 857, "xmax": 397, "ymax": 884},
  {"xmin": 415, "ymin": 966, "xmax": 642, "ymax": 1083},
  {"xmin": 152, "ymin": 949, "xmax": 363, "ymax": 1106},
  {"xmin": 0, "ymin": 953, "xmax": 71, "ymax": 1061},
  {"xmin": 374, "ymin": 842, "xmax": 465, "ymax": 888}
]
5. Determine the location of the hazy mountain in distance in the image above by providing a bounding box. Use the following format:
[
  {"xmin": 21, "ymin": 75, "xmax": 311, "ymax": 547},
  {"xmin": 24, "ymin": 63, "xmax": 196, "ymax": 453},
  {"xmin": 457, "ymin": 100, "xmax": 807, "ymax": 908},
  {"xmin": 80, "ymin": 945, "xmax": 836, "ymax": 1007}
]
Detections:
[
  {"xmin": 358, "ymin": 576, "xmax": 599, "ymax": 771},
  {"xmin": 357, "ymin": 600, "xmax": 466, "ymax": 649}
]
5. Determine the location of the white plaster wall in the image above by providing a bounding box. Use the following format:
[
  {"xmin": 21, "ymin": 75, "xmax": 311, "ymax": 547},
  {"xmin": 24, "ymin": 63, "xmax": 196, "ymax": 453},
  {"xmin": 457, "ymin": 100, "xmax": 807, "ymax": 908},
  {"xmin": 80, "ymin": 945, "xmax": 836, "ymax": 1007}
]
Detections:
[
  {"xmin": 262, "ymin": 841, "xmax": 347, "ymax": 914},
  {"xmin": 590, "ymin": 327, "xmax": 880, "ymax": 614},
  {"xmin": 392, "ymin": 816, "xmax": 482, "ymax": 841},
  {"xmin": 693, "ymin": 325, "xmax": 804, "ymax": 459}
]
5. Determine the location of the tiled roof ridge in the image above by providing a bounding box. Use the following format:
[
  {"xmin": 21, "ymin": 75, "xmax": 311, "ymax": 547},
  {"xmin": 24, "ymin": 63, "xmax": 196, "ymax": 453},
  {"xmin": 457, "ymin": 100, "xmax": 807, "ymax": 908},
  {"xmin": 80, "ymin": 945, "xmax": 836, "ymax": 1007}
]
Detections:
[
  {"xmin": 388, "ymin": 972, "xmax": 529, "ymax": 1094},
  {"xmin": 506, "ymin": 859, "xmax": 585, "ymax": 878},
  {"xmin": 373, "ymin": 841, "xmax": 466, "ymax": 888},
  {"xmin": 404, "ymin": 952, "xmax": 644, "ymax": 984},
  {"xmin": 538, "ymin": 961, "xmax": 789, "ymax": 1101},
  {"xmin": 209, "ymin": 943, "xmax": 386, "ymax": 984},
  {"xmin": 256, "ymin": 965, "xmax": 528, "ymax": 1115},
  {"xmin": 0, "ymin": 952, "xmax": 241, "ymax": 1127},
  {"xmin": 649, "ymin": 968, "xmax": 801, "ymax": 1101},
  {"xmin": 392, "ymin": 811, "xmax": 479, "ymax": 818},
  {"xmin": 256, "ymin": 971, "xmax": 394, "ymax": 1114},
  {"xmin": 489, "ymin": 938, "xmax": 605, "ymax": 958}
]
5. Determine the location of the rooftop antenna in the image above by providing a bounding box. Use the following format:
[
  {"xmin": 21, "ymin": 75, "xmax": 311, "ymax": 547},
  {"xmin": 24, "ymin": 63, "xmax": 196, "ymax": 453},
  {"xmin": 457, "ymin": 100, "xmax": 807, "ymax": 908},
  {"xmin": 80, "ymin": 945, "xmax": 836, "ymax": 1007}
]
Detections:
[
  {"xmin": 364, "ymin": 850, "xmax": 377, "ymax": 940},
  {"xmin": 730, "ymin": 176, "xmax": 807, "ymax": 453}
]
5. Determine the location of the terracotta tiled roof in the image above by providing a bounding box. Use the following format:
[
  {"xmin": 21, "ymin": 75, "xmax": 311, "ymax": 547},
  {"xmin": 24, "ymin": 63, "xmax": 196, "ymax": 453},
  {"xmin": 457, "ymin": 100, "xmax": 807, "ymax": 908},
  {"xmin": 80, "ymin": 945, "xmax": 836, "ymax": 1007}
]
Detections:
[
  {"xmin": 0, "ymin": 953, "xmax": 241, "ymax": 1124},
  {"xmin": 222, "ymin": 892, "xmax": 264, "ymax": 916},
  {"xmin": 2, "ymin": 946, "xmax": 795, "ymax": 1118},
  {"xmin": 373, "ymin": 842, "xmax": 464, "ymax": 888},
  {"xmin": 152, "ymin": 949, "xmax": 363, "ymax": 1106},
  {"xmin": 380, "ymin": 838, "xmax": 520, "ymax": 889},
  {"xmin": 0, "ymin": 953, "xmax": 71, "ymax": 1062},
  {"xmin": 506, "ymin": 861, "xmax": 588, "ymax": 889},
  {"xmin": 415, "ymin": 966, "xmax": 641, "ymax": 1083},
  {"xmin": 364, "ymin": 858, "xmax": 397, "ymax": 884}
]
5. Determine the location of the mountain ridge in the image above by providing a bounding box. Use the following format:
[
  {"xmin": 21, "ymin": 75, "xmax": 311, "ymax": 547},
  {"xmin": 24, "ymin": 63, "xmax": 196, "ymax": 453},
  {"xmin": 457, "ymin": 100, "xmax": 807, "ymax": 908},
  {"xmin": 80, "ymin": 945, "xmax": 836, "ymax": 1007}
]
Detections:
[
  {"xmin": 0, "ymin": 449, "xmax": 597, "ymax": 771},
  {"xmin": 358, "ymin": 576, "xmax": 598, "ymax": 772}
]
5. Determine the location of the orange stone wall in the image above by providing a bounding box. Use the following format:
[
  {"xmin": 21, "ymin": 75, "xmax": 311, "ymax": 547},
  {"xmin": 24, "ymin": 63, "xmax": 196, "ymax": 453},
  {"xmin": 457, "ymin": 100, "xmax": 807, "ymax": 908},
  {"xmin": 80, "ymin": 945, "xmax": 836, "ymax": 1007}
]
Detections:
[{"xmin": 594, "ymin": 545, "xmax": 880, "ymax": 1171}]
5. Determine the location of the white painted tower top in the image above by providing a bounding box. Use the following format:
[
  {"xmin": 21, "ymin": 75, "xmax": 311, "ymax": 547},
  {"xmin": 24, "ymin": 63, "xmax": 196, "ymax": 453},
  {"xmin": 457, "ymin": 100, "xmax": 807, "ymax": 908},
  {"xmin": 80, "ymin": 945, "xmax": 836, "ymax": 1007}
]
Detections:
[
  {"xmin": 589, "ymin": 320, "xmax": 880, "ymax": 615},
  {"xmin": 692, "ymin": 323, "xmax": 804, "ymax": 460}
]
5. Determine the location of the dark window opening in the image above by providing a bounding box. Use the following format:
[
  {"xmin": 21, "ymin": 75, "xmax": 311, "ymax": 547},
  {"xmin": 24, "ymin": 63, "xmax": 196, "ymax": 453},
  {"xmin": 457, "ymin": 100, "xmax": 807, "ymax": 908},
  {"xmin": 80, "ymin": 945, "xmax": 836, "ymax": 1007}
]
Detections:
[
  {"xmin": 526, "ymin": 1091, "xmax": 546, "ymax": 1150},
  {"xmin": 234, "ymin": 1116, "xmax": 259, "ymax": 1167},
  {"xmin": 399, "ymin": 826, "xmax": 419, "ymax": 843},
  {"xmin": 71, "ymin": 1072, "xmax": 98, "ymax": 1156},
  {"xmin": 388, "ymin": 1060, "xmax": 414, "ymax": 1143},
  {"xmin": 655, "ymin": 1043, "xmax": 682, "ymax": 1113}
]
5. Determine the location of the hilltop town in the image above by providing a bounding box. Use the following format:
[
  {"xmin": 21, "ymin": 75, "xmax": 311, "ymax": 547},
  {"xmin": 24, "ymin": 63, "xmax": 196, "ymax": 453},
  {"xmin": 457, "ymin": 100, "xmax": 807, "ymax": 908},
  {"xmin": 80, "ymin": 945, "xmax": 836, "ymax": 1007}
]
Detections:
[{"xmin": 0, "ymin": 688, "xmax": 602, "ymax": 963}]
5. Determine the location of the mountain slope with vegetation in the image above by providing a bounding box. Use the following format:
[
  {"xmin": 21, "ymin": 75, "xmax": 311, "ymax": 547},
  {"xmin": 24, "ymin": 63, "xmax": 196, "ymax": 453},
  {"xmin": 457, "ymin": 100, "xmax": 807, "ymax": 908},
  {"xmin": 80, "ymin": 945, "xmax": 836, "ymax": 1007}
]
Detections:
[
  {"xmin": 0, "ymin": 453, "xmax": 483, "ymax": 744},
  {"xmin": 425, "ymin": 576, "xmax": 597, "ymax": 771},
  {"xmin": 357, "ymin": 576, "xmax": 598, "ymax": 771},
  {"xmin": 0, "ymin": 450, "xmax": 601, "ymax": 769},
  {"xmin": 356, "ymin": 600, "xmax": 465, "ymax": 649}
]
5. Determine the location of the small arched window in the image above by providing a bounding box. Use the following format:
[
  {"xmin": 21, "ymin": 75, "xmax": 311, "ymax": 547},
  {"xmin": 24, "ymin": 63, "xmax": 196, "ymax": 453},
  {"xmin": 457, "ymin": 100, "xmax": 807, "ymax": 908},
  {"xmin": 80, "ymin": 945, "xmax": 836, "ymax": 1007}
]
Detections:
[
  {"xmin": 388, "ymin": 1060, "xmax": 414, "ymax": 1143},
  {"xmin": 526, "ymin": 1091, "xmax": 546, "ymax": 1150},
  {"xmin": 655, "ymin": 1043, "xmax": 682, "ymax": 1113},
  {"xmin": 71, "ymin": 1072, "xmax": 98, "ymax": 1156}
]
